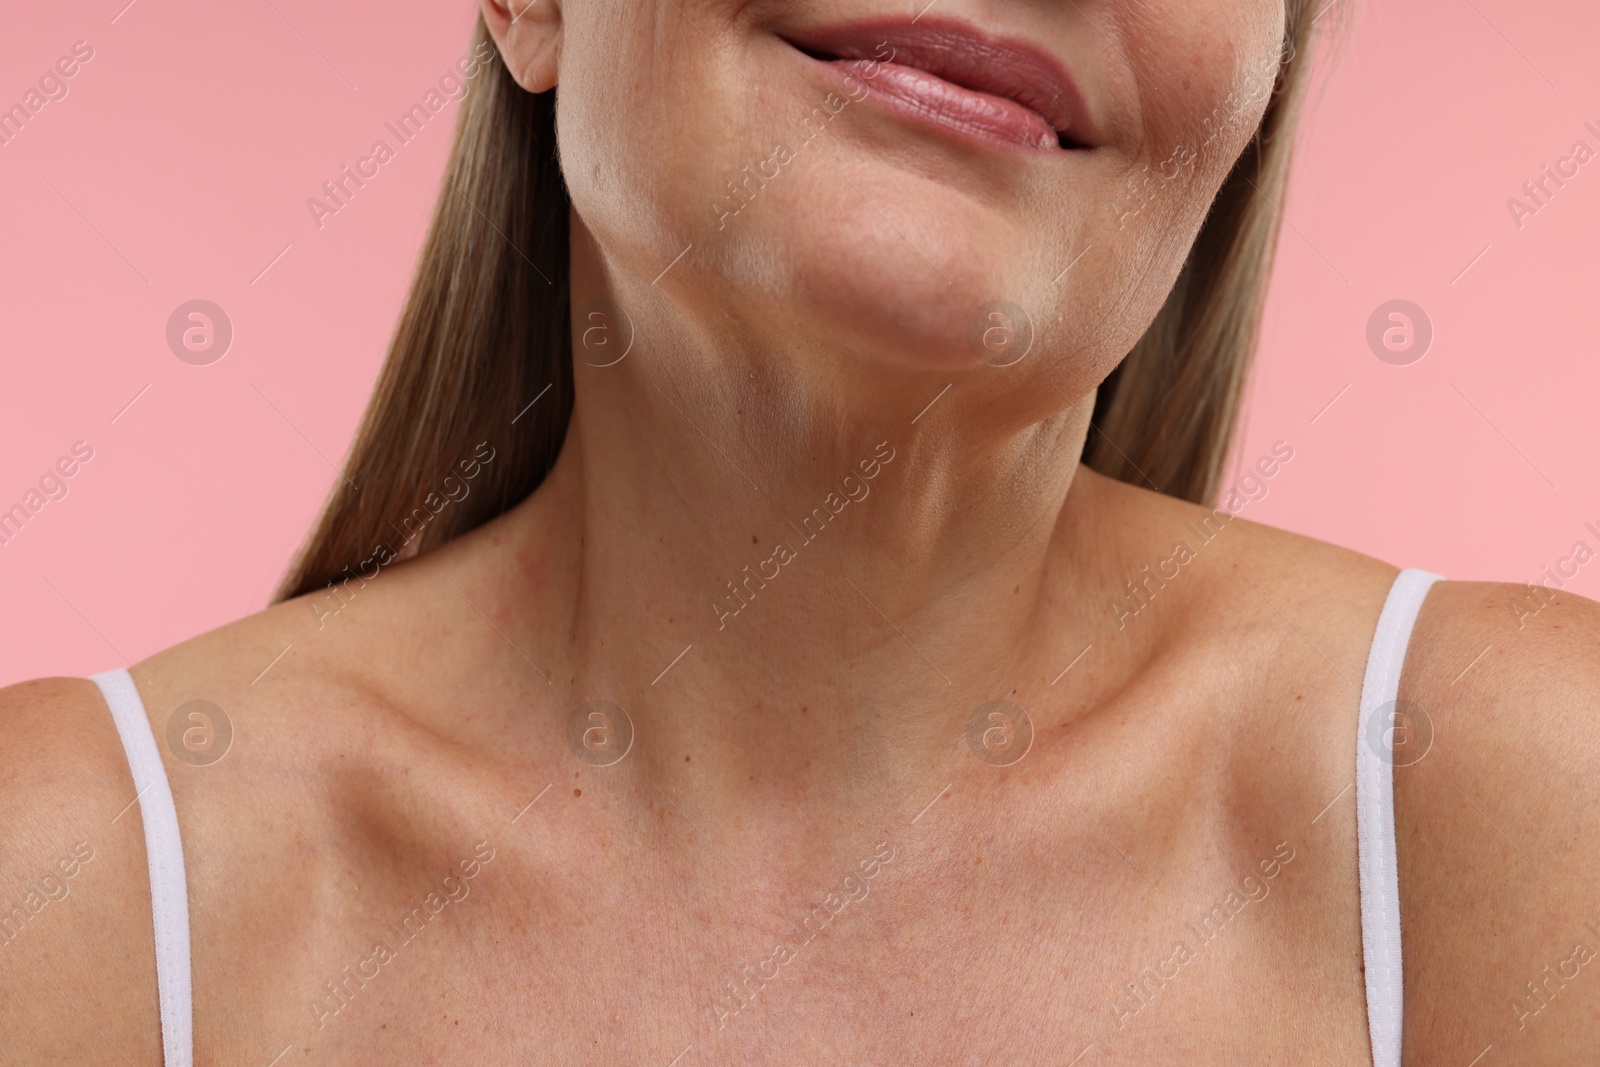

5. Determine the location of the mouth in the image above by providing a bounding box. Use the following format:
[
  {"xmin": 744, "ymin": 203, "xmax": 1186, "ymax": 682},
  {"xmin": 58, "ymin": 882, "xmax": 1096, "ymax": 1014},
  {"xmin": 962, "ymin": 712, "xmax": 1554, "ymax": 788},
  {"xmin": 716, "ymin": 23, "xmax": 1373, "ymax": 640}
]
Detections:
[{"xmin": 780, "ymin": 15, "xmax": 1096, "ymax": 154}]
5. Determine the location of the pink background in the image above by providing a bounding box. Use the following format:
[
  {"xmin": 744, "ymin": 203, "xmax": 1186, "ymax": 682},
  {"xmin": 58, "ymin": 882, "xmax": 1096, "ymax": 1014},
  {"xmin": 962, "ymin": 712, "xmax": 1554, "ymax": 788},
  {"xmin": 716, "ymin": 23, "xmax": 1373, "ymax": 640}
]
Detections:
[{"xmin": 2, "ymin": 0, "xmax": 1596, "ymax": 686}]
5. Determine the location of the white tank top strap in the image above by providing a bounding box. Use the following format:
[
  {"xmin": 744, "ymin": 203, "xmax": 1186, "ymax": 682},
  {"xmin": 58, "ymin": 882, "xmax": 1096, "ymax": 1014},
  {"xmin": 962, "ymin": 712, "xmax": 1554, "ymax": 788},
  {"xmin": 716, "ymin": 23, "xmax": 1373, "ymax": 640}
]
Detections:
[
  {"xmin": 79, "ymin": 571, "xmax": 1438, "ymax": 1067},
  {"xmin": 1356, "ymin": 568, "xmax": 1443, "ymax": 1067},
  {"xmin": 90, "ymin": 667, "xmax": 194, "ymax": 1067}
]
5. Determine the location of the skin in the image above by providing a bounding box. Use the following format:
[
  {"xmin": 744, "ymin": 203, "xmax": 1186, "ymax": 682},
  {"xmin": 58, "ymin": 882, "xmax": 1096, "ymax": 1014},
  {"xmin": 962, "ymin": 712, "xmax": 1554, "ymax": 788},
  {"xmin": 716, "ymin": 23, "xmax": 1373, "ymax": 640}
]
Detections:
[{"xmin": 3, "ymin": 0, "xmax": 1599, "ymax": 1063}]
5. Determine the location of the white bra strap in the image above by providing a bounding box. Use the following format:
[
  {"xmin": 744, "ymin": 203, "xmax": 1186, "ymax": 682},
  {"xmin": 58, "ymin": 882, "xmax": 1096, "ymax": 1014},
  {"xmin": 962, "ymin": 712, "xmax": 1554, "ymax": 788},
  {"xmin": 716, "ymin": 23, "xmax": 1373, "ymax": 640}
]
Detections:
[
  {"xmin": 1356, "ymin": 568, "xmax": 1443, "ymax": 1067},
  {"xmin": 91, "ymin": 668, "xmax": 193, "ymax": 1067}
]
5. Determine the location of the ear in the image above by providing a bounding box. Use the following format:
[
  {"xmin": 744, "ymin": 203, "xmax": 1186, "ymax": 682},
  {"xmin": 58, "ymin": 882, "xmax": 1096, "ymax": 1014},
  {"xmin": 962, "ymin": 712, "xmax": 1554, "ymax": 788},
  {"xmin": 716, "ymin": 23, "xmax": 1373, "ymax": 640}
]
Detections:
[{"xmin": 481, "ymin": 0, "xmax": 562, "ymax": 93}]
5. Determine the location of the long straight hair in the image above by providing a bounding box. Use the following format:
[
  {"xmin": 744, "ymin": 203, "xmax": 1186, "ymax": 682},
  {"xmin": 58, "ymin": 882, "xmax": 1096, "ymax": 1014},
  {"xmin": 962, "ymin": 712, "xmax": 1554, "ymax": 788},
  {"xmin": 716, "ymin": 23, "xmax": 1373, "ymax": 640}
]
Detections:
[{"xmin": 277, "ymin": 4, "xmax": 1328, "ymax": 602}]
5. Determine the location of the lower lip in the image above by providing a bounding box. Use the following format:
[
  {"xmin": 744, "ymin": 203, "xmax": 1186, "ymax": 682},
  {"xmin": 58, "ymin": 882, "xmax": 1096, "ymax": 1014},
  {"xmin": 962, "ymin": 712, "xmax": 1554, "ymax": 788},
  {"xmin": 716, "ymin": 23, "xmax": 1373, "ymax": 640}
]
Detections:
[{"xmin": 819, "ymin": 57, "xmax": 1062, "ymax": 153}]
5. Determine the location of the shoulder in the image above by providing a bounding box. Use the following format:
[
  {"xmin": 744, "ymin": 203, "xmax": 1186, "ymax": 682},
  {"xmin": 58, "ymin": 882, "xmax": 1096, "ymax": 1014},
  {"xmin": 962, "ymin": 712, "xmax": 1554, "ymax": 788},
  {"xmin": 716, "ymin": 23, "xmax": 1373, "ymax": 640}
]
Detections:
[
  {"xmin": 1079, "ymin": 468, "xmax": 1401, "ymax": 656},
  {"xmin": 1397, "ymin": 580, "xmax": 1600, "ymax": 1060},
  {"xmin": 1109, "ymin": 480, "xmax": 1600, "ymax": 1057},
  {"xmin": 0, "ymin": 677, "xmax": 163, "ymax": 1059},
  {"xmin": 0, "ymin": 561, "xmax": 474, "ymax": 1056}
]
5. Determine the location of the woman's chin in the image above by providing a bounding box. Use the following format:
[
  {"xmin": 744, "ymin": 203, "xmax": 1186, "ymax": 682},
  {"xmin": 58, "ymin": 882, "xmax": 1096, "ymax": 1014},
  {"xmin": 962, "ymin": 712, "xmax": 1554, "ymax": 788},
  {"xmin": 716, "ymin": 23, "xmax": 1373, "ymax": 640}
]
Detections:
[{"xmin": 784, "ymin": 256, "xmax": 1054, "ymax": 376}]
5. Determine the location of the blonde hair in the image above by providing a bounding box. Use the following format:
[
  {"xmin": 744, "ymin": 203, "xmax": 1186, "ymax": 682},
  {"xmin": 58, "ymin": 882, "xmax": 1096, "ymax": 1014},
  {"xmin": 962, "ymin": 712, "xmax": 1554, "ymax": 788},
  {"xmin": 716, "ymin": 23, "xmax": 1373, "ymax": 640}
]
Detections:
[{"xmin": 277, "ymin": 3, "xmax": 1328, "ymax": 602}]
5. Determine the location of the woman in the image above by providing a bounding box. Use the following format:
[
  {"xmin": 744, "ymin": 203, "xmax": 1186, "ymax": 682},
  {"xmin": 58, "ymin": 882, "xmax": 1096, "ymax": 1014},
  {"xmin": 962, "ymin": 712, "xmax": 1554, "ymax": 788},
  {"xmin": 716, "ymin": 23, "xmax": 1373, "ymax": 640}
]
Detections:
[{"xmin": 4, "ymin": 0, "xmax": 1597, "ymax": 1063}]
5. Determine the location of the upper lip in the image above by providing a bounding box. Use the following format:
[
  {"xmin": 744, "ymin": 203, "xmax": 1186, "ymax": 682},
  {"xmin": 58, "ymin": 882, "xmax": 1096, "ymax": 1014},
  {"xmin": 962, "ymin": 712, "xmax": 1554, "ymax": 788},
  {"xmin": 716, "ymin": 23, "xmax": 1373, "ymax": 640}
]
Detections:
[{"xmin": 780, "ymin": 15, "xmax": 1096, "ymax": 148}]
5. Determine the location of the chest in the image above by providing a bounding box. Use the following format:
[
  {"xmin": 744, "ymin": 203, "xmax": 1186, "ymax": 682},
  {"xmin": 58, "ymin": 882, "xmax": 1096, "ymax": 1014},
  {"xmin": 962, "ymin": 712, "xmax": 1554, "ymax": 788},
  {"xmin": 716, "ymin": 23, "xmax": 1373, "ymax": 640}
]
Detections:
[{"xmin": 194, "ymin": 814, "xmax": 1371, "ymax": 1066}]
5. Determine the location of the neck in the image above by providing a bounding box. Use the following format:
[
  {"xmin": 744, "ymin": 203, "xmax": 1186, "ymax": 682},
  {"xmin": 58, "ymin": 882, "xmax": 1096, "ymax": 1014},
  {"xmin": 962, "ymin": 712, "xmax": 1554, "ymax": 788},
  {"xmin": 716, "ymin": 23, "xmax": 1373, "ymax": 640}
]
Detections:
[{"xmin": 487, "ymin": 225, "xmax": 1128, "ymax": 809}]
